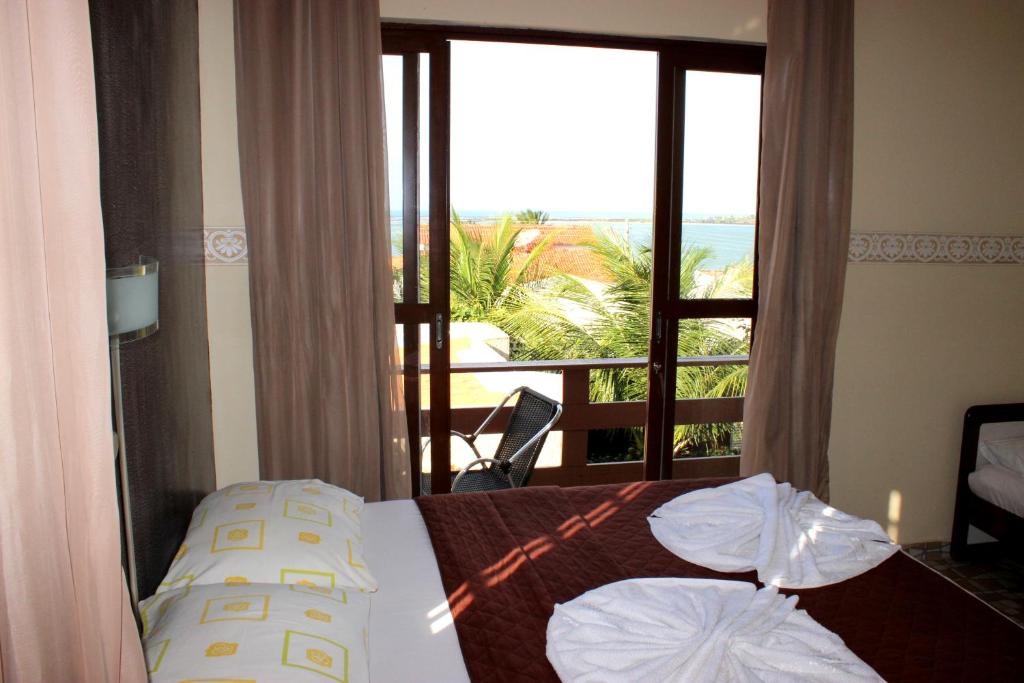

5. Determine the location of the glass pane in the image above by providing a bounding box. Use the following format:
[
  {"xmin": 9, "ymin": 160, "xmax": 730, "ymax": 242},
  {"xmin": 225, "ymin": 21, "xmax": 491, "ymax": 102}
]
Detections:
[
  {"xmin": 676, "ymin": 317, "xmax": 751, "ymax": 363},
  {"xmin": 383, "ymin": 54, "xmax": 430, "ymax": 304},
  {"xmin": 588, "ymin": 427, "xmax": 644, "ymax": 464},
  {"xmin": 396, "ymin": 323, "xmax": 430, "ymax": 487},
  {"xmin": 421, "ymin": 431, "xmax": 563, "ymax": 475},
  {"xmin": 675, "ymin": 317, "xmax": 750, "ymax": 399},
  {"xmin": 424, "ymin": 324, "xmax": 569, "ymax": 475},
  {"xmin": 678, "ymin": 71, "xmax": 761, "ymax": 299},
  {"xmin": 449, "ymin": 40, "xmax": 657, "ymax": 425},
  {"xmin": 446, "ymin": 321, "xmax": 562, "ymax": 408},
  {"xmin": 674, "ymin": 422, "xmax": 743, "ymax": 458},
  {"xmin": 398, "ymin": 323, "xmax": 432, "ymax": 409},
  {"xmin": 382, "ymin": 55, "xmax": 403, "ymax": 302},
  {"xmin": 418, "ymin": 54, "xmax": 430, "ymax": 303},
  {"xmin": 421, "ymin": 358, "xmax": 563, "ymax": 475},
  {"xmin": 672, "ymin": 318, "xmax": 748, "ymax": 462}
]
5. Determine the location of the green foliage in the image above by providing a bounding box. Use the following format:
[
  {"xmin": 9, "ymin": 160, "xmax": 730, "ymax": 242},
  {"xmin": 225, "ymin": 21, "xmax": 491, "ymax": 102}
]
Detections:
[
  {"xmin": 394, "ymin": 210, "xmax": 753, "ymax": 458},
  {"xmin": 514, "ymin": 209, "xmax": 550, "ymax": 225},
  {"xmin": 495, "ymin": 231, "xmax": 751, "ymax": 455},
  {"xmin": 448, "ymin": 210, "xmax": 555, "ymax": 324}
]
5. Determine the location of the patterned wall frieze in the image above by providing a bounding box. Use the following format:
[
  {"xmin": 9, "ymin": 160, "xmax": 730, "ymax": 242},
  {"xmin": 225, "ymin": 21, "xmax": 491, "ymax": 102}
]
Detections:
[
  {"xmin": 204, "ymin": 227, "xmax": 1024, "ymax": 266},
  {"xmin": 204, "ymin": 227, "xmax": 248, "ymax": 264},
  {"xmin": 848, "ymin": 232, "xmax": 1024, "ymax": 264}
]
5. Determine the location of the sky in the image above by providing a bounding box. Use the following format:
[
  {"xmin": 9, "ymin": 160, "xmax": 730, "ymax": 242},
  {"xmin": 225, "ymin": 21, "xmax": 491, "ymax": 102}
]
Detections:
[{"xmin": 383, "ymin": 41, "xmax": 761, "ymax": 218}]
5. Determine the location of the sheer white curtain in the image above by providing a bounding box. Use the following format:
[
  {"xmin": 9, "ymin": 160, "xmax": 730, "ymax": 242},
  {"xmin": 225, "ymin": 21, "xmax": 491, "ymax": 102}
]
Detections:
[{"xmin": 0, "ymin": 1, "xmax": 146, "ymax": 680}]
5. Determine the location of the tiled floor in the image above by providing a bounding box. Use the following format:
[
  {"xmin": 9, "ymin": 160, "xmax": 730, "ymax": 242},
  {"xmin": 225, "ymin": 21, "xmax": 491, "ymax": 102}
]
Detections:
[{"xmin": 904, "ymin": 542, "xmax": 1024, "ymax": 627}]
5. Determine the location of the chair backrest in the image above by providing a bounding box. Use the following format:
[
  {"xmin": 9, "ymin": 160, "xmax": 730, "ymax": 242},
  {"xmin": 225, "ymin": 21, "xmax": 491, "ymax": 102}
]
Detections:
[{"xmin": 493, "ymin": 388, "xmax": 562, "ymax": 488}]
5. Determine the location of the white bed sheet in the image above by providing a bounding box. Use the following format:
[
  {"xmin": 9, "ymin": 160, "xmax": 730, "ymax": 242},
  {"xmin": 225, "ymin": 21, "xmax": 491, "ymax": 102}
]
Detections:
[
  {"xmin": 363, "ymin": 499, "xmax": 470, "ymax": 683},
  {"xmin": 969, "ymin": 462, "xmax": 1024, "ymax": 518}
]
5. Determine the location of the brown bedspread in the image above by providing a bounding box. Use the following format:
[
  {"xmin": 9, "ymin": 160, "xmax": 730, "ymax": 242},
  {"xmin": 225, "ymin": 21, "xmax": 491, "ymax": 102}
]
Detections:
[{"xmin": 416, "ymin": 478, "xmax": 1024, "ymax": 682}]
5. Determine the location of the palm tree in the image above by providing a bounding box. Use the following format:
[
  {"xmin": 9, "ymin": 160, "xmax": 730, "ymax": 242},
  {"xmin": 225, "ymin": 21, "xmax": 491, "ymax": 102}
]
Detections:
[
  {"xmin": 448, "ymin": 210, "xmax": 555, "ymax": 324},
  {"xmin": 496, "ymin": 230, "xmax": 751, "ymax": 455},
  {"xmin": 514, "ymin": 209, "xmax": 550, "ymax": 225}
]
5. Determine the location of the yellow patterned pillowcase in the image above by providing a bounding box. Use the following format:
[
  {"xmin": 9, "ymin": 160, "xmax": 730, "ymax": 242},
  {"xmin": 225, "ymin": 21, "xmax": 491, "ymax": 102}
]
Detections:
[
  {"xmin": 159, "ymin": 479, "xmax": 376, "ymax": 594},
  {"xmin": 141, "ymin": 582, "xmax": 369, "ymax": 683}
]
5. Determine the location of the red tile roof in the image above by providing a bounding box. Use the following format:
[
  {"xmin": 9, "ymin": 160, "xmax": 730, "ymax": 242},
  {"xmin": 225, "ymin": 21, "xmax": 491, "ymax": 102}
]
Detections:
[{"xmin": 393, "ymin": 223, "xmax": 613, "ymax": 283}]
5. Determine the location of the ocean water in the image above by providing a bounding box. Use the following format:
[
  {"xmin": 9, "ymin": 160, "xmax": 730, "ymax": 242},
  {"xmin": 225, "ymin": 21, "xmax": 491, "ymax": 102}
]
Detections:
[{"xmin": 390, "ymin": 214, "xmax": 755, "ymax": 270}]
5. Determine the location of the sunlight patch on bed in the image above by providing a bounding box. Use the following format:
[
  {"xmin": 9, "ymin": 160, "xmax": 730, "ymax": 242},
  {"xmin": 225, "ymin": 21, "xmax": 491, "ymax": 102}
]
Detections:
[
  {"xmin": 427, "ymin": 600, "xmax": 448, "ymax": 619},
  {"xmin": 557, "ymin": 516, "xmax": 587, "ymax": 540},
  {"xmin": 788, "ymin": 530, "xmax": 812, "ymax": 560},
  {"xmin": 617, "ymin": 481, "xmax": 649, "ymax": 503},
  {"xmin": 584, "ymin": 500, "xmax": 621, "ymax": 527},
  {"xmin": 429, "ymin": 605, "xmax": 455, "ymax": 635},
  {"xmin": 447, "ymin": 582, "xmax": 475, "ymax": 618},
  {"xmin": 523, "ymin": 535, "xmax": 555, "ymax": 560}
]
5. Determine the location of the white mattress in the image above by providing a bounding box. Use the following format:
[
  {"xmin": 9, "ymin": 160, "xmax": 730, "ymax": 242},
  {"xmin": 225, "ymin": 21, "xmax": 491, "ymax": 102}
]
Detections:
[
  {"xmin": 969, "ymin": 462, "xmax": 1024, "ymax": 518},
  {"xmin": 363, "ymin": 499, "xmax": 470, "ymax": 683}
]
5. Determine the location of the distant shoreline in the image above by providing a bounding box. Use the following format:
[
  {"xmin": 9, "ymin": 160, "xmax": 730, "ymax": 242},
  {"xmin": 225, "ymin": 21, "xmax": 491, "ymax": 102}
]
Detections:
[{"xmin": 389, "ymin": 216, "xmax": 754, "ymax": 269}]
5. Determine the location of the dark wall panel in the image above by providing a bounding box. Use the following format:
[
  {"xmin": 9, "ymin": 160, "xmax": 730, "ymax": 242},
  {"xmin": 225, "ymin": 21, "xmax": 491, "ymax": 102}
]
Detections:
[{"xmin": 90, "ymin": 0, "xmax": 215, "ymax": 599}]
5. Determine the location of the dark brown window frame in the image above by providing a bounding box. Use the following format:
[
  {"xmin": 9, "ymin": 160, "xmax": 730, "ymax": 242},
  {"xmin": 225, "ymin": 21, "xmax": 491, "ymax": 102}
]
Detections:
[{"xmin": 382, "ymin": 23, "xmax": 765, "ymax": 492}]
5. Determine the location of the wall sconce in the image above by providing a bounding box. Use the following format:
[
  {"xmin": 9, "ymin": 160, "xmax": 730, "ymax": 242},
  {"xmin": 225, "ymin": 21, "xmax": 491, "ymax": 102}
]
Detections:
[
  {"xmin": 107, "ymin": 257, "xmax": 159, "ymax": 341},
  {"xmin": 106, "ymin": 256, "xmax": 158, "ymax": 608}
]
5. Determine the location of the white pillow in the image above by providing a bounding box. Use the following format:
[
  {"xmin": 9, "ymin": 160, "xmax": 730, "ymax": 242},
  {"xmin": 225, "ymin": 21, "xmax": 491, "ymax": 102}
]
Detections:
[
  {"xmin": 141, "ymin": 582, "xmax": 369, "ymax": 683},
  {"xmin": 978, "ymin": 436, "xmax": 1024, "ymax": 477},
  {"xmin": 159, "ymin": 479, "xmax": 377, "ymax": 594}
]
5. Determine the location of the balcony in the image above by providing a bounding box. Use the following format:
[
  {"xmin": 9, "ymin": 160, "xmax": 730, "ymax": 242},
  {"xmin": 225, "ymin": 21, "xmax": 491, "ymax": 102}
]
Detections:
[{"xmin": 418, "ymin": 354, "xmax": 746, "ymax": 488}]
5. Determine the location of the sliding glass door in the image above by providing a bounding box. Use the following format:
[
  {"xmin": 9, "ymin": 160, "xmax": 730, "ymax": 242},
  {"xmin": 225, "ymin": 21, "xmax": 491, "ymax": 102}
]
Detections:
[
  {"xmin": 383, "ymin": 37, "xmax": 453, "ymax": 494},
  {"xmin": 445, "ymin": 39, "xmax": 658, "ymax": 484},
  {"xmin": 384, "ymin": 27, "xmax": 763, "ymax": 492},
  {"xmin": 645, "ymin": 52, "xmax": 763, "ymax": 481}
]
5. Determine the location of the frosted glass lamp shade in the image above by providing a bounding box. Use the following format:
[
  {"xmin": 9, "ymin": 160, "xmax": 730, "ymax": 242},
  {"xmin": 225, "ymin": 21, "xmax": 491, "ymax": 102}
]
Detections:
[{"xmin": 106, "ymin": 257, "xmax": 159, "ymax": 342}]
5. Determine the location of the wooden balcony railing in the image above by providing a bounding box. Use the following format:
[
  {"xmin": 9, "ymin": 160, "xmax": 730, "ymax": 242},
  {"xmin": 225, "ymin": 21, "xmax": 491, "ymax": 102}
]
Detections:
[{"xmin": 421, "ymin": 355, "xmax": 748, "ymax": 487}]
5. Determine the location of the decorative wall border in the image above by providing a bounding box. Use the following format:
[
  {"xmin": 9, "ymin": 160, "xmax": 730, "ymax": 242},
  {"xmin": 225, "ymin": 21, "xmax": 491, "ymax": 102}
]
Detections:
[
  {"xmin": 848, "ymin": 232, "xmax": 1024, "ymax": 264},
  {"xmin": 205, "ymin": 227, "xmax": 247, "ymax": 264},
  {"xmin": 203, "ymin": 228, "xmax": 1024, "ymax": 266}
]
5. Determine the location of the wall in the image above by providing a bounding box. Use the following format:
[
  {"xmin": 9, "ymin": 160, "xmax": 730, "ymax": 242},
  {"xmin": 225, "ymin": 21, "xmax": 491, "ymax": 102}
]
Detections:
[
  {"xmin": 199, "ymin": 0, "xmax": 260, "ymax": 488},
  {"xmin": 90, "ymin": 0, "xmax": 216, "ymax": 598},
  {"xmin": 379, "ymin": 0, "xmax": 767, "ymax": 41},
  {"xmin": 829, "ymin": 0, "xmax": 1024, "ymax": 543},
  {"xmin": 199, "ymin": 0, "xmax": 1024, "ymax": 544}
]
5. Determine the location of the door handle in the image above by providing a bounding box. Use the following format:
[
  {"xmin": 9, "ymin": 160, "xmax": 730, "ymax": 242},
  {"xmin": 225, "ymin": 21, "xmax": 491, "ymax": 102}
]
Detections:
[
  {"xmin": 434, "ymin": 313, "xmax": 444, "ymax": 350},
  {"xmin": 653, "ymin": 362, "xmax": 663, "ymax": 374}
]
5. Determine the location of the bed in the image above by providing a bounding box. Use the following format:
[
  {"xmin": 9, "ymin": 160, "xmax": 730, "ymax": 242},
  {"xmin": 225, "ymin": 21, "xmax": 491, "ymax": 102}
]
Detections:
[
  {"xmin": 139, "ymin": 476, "xmax": 1024, "ymax": 681},
  {"xmin": 363, "ymin": 499, "xmax": 470, "ymax": 682},
  {"xmin": 413, "ymin": 478, "xmax": 1024, "ymax": 681},
  {"xmin": 951, "ymin": 403, "xmax": 1024, "ymax": 558}
]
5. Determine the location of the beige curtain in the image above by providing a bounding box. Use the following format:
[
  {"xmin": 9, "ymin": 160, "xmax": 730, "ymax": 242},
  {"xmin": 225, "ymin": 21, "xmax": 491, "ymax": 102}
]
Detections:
[
  {"xmin": 0, "ymin": 1, "xmax": 147, "ymax": 681},
  {"xmin": 740, "ymin": 0, "xmax": 854, "ymax": 500},
  {"xmin": 233, "ymin": 0, "xmax": 410, "ymax": 501}
]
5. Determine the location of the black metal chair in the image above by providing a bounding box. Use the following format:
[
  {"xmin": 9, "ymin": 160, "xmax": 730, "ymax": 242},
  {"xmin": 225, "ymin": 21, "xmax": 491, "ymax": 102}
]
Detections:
[{"xmin": 420, "ymin": 387, "xmax": 562, "ymax": 495}]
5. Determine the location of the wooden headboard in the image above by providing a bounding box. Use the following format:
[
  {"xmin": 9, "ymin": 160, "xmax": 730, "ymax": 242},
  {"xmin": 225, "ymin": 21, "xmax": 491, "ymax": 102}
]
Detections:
[{"xmin": 950, "ymin": 402, "xmax": 1024, "ymax": 558}]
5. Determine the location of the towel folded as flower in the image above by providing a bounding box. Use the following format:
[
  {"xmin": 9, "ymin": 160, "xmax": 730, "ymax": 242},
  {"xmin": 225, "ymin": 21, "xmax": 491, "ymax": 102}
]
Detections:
[
  {"xmin": 547, "ymin": 578, "xmax": 883, "ymax": 682},
  {"xmin": 648, "ymin": 473, "xmax": 899, "ymax": 589}
]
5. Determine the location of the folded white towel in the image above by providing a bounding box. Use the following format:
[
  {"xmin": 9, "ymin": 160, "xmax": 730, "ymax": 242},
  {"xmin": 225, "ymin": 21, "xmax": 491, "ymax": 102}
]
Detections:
[
  {"xmin": 547, "ymin": 578, "xmax": 883, "ymax": 682},
  {"xmin": 648, "ymin": 474, "xmax": 898, "ymax": 589}
]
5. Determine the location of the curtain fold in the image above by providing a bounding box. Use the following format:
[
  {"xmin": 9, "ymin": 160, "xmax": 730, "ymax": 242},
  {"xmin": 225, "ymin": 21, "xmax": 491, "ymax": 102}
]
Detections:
[
  {"xmin": 233, "ymin": 0, "xmax": 410, "ymax": 501},
  {"xmin": 740, "ymin": 0, "xmax": 855, "ymax": 500},
  {"xmin": 0, "ymin": 1, "xmax": 146, "ymax": 681}
]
